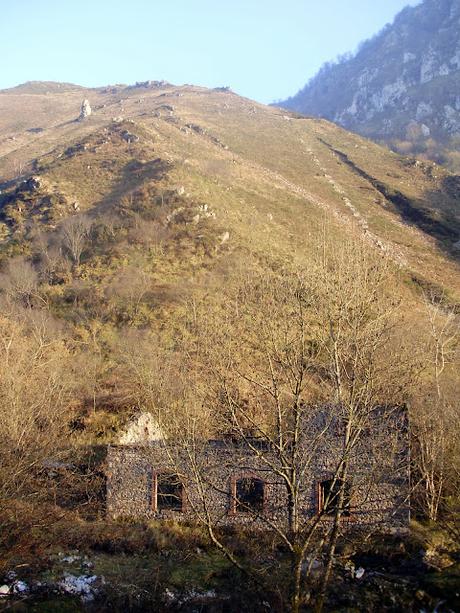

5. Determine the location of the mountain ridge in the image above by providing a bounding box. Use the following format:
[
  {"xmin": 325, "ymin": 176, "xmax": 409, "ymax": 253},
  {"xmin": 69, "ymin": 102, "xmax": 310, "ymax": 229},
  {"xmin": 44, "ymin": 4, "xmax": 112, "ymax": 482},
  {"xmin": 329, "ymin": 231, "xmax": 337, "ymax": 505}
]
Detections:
[
  {"xmin": 279, "ymin": 0, "xmax": 460, "ymax": 171},
  {"xmin": 1, "ymin": 80, "xmax": 459, "ymax": 278}
]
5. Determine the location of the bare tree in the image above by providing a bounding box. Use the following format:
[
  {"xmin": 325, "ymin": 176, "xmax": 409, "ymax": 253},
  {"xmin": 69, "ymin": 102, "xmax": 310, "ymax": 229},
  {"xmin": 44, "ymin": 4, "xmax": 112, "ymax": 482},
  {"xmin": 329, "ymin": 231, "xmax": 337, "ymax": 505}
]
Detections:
[
  {"xmin": 0, "ymin": 257, "xmax": 45, "ymax": 308},
  {"xmin": 106, "ymin": 265, "xmax": 153, "ymax": 324},
  {"xmin": 412, "ymin": 297, "xmax": 460, "ymax": 521},
  {"xmin": 150, "ymin": 239, "xmax": 414, "ymax": 612},
  {"xmin": 61, "ymin": 215, "xmax": 92, "ymax": 269},
  {"xmin": 0, "ymin": 315, "xmax": 75, "ymax": 504},
  {"xmin": 115, "ymin": 330, "xmax": 207, "ymax": 437}
]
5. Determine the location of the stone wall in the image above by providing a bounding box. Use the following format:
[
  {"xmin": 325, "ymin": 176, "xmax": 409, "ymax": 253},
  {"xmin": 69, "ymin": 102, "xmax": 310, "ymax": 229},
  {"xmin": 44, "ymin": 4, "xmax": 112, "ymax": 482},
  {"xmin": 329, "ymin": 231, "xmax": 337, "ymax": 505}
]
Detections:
[{"xmin": 106, "ymin": 410, "xmax": 410, "ymax": 531}]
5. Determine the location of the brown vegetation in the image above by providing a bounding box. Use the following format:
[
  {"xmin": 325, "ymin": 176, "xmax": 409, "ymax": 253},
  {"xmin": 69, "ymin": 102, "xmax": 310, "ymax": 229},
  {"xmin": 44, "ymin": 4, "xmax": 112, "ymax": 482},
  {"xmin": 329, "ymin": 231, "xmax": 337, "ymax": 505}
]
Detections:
[{"xmin": 0, "ymin": 81, "xmax": 458, "ymax": 610}]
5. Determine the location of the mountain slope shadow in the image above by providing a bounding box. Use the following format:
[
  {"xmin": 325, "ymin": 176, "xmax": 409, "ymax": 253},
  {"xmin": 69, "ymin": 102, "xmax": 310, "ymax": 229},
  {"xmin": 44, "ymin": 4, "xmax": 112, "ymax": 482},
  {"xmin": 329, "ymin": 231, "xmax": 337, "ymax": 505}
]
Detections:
[
  {"xmin": 94, "ymin": 157, "xmax": 172, "ymax": 216},
  {"xmin": 319, "ymin": 139, "xmax": 460, "ymax": 258}
]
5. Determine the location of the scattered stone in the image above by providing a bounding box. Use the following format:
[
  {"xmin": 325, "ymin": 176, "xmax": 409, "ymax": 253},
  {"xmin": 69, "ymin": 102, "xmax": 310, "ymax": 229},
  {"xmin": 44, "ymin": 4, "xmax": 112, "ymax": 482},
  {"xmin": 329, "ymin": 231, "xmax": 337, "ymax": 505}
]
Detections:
[
  {"xmin": 157, "ymin": 104, "xmax": 175, "ymax": 113},
  {"xmin": 130, "ymin": 80, "xmax": 169, "ymax": 89},
  {"xmin": 185, "ymin": 123, "xmax": 207, "ymax": 136},
  {"xmin": 12, "ymin": 581, "xmax": 28, "ymax": 594},
  {"xmin": 164, "ymin": 588, "xmax": 219, "ymax": 607},
  {"xmin": 355, "ymin": 567, "xmax": 365, "ymax": 580},
  {"xmin": 121, "ymin": 130, "xmax": 140, "ymax": 143},
  {"xmin": 78, "ymin": 99, "xmax": 92, "ymax": 121},
  {"xmin": 58, "ymin": 574, "xmax": 100, "ymax": 603},
  {"xmin": 21, "ymin": 176, "xmax": 42, "ymax": 191},
  {"xmin": 0, "ymin": 585, "xmax": 10, "ymax": 596},
  {"xmin": 64, "ymin": 142, "xmax": 89, "ymax": 157},
  {"xmin": 166, "ymin": 207, "xmax": 185, "ymax": 224},
  {"xmin": 219, "ymin": 231, "xmax": 230, "ymax": 244},
  {"xmin": 198, "ymin": 203, "xmax": 214, "ymax": 218}
]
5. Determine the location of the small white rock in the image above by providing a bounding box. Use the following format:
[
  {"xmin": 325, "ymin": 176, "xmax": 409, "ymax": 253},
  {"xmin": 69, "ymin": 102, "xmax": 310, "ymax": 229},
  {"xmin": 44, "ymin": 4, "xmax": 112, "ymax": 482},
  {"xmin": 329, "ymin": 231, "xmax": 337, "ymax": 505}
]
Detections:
[
  {"xmin": 355, "ymin": 567, "xmax": 365, "ymax": 579},
  {"xmin": 13, "ymin": 581, "xmax": 28, "ymax": 594}
]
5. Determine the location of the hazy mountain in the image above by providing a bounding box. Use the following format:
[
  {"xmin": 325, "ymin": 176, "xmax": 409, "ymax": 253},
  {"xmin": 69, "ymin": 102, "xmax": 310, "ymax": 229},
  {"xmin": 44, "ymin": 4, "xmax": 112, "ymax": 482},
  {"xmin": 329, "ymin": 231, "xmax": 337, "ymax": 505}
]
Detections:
[{"xmin": 279, "ymin": 0, "xmax": 460, "ymax": 171}]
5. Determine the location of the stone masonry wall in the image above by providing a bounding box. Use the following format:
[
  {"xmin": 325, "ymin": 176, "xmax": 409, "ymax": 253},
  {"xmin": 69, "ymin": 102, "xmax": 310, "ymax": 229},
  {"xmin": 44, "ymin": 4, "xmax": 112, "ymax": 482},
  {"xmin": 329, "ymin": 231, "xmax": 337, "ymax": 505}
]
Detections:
[{"xmin": 106, "ymin": 412, "xmax": 410, "ymax": 531}]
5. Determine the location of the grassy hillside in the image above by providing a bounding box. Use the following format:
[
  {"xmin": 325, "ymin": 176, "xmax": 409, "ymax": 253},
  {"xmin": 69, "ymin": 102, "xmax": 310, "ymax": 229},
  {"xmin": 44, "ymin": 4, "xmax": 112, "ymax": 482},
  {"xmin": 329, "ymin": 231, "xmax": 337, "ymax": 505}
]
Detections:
[
  {"xmin": 0, "ymin": 80, "xmax": 459, "ymax": 612},
  {"xmin": 0, "ymin": 80, "xmax": 459, "ymax": 438}
]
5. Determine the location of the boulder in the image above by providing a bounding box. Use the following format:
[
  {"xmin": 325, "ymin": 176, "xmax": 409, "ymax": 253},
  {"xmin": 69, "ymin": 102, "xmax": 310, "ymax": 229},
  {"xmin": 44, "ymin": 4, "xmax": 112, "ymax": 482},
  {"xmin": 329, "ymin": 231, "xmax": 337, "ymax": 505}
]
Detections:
[
  {"xmin": 21, "ymin": 176, "xmax": 43, "ymax": 192},
  {"xmin": 355, "ymin": 567, "xmax": 365, "ymax": 579},
  {"xmin": 12, "ymin": 581, "xmax": 28, "ymax": 594},
  {"xmin": 78, "ymin": 99, "xmax": 92, "ymax": 121},
  {"xmin": 121, "ymin": 130, "xmax": 139, "ymax": 143},
  {"xmin": 58, "ymin": 574, "xmax": 99, "ymax": 603}
]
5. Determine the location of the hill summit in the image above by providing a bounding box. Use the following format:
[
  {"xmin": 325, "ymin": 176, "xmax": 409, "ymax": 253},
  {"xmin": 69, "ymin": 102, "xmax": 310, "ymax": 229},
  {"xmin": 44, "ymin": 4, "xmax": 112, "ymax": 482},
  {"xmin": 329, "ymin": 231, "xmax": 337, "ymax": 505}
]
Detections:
[{"xmin": 279, "ymin": 0, "xmax": 460, "ymax": 171}]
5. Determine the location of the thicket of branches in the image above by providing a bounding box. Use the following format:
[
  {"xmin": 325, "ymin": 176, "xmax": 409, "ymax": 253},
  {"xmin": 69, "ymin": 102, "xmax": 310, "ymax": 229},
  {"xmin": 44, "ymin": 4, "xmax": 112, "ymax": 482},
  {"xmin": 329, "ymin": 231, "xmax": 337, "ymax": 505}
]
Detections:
[
  {"xmin": 118, "ymin": 239, "xmax": 459, "ymax": 611},
  {"xmin": 0, "ymin": 227, "xmax": 458, "ymax": 609}
]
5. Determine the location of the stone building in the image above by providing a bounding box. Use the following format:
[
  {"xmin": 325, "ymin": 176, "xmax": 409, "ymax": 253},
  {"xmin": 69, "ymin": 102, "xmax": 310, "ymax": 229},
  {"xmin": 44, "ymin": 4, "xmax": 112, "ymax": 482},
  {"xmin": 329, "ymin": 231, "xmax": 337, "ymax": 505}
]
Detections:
[{"xmin": 106, "ymin": 406, "xmax": 410, "ymax": 531}]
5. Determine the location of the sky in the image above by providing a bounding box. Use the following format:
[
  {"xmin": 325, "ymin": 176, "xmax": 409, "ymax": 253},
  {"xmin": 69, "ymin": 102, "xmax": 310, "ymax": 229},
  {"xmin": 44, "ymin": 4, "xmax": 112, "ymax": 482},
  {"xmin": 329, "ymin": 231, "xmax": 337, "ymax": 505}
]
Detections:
[{"xmin": 1, "ymin": 0, "xmax": 421, "ymax": 103}]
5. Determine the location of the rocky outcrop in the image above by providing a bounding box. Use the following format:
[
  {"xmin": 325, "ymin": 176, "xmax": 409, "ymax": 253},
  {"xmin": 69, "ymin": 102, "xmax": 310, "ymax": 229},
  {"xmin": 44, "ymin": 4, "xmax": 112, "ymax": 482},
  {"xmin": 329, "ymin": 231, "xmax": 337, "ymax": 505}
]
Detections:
[
  {"xmin": 280, "ymin": 0, "xmax": 460, "ymax": 168},
  {"xmin": 127, "ymin": 80, "xmax": 169, "ymax": 90},
  {"xmin": 21, "ymin": 176, "xmax": 43, "ymax": 192},
  {"xmin": 121, "ymin": 130, "xmax": 139, "ymax": 143},
  {"xmin": 78, "ymin": 99, "xmax": 92, "ymax": 121}
]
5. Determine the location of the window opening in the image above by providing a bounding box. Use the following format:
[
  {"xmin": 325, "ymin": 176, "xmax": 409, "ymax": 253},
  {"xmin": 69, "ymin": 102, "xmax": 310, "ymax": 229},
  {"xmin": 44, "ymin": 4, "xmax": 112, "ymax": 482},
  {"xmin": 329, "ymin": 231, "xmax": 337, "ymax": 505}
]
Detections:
[
  {"xmin": 235, "ymin": 477, "xmax": 264, "ymax": 513},
  {"xmin": 157, "ymin": 473, "xmax": 183, "ymax": 511}
]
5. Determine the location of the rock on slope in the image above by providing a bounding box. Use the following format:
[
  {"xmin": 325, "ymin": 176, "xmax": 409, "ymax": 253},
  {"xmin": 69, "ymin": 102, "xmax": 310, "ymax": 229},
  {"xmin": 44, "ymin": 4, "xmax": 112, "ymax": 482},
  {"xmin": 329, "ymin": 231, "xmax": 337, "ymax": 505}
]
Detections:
[{"xmin": 279, "ymin": 0, "xmax": 460, "ymax": 170}]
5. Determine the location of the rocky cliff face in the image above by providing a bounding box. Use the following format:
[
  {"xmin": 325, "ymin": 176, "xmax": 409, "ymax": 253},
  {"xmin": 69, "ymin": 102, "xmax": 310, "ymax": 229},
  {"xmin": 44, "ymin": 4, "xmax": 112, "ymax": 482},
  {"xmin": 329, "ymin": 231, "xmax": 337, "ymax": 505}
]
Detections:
[{"xmin": 280, "ymin": 0, "xmax": 460, "ymax": 170}]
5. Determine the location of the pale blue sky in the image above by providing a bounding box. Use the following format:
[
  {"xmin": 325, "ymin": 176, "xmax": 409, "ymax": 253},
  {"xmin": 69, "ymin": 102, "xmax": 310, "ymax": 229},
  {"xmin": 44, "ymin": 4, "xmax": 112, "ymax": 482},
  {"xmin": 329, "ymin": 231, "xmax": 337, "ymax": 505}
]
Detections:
[{"xmin": 1, "ymin": 0, "xmax": 420, "ymax": 103}]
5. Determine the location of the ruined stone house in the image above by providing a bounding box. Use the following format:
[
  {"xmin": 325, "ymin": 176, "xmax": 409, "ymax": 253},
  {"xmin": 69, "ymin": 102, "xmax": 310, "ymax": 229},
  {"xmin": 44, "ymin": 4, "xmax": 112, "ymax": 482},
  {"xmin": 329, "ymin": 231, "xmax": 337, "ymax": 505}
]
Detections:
[{"xmin": 106, "ymin": 406, "xmax": 410, "ymax": 531}]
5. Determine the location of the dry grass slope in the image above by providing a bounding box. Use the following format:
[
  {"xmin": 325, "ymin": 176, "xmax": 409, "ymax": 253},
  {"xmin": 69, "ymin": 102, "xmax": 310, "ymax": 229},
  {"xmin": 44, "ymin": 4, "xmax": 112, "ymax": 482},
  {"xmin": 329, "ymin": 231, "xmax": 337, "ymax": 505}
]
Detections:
[{"xmin": 0, "ymin": 80, "xmax": 459, "ymax": 437}]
